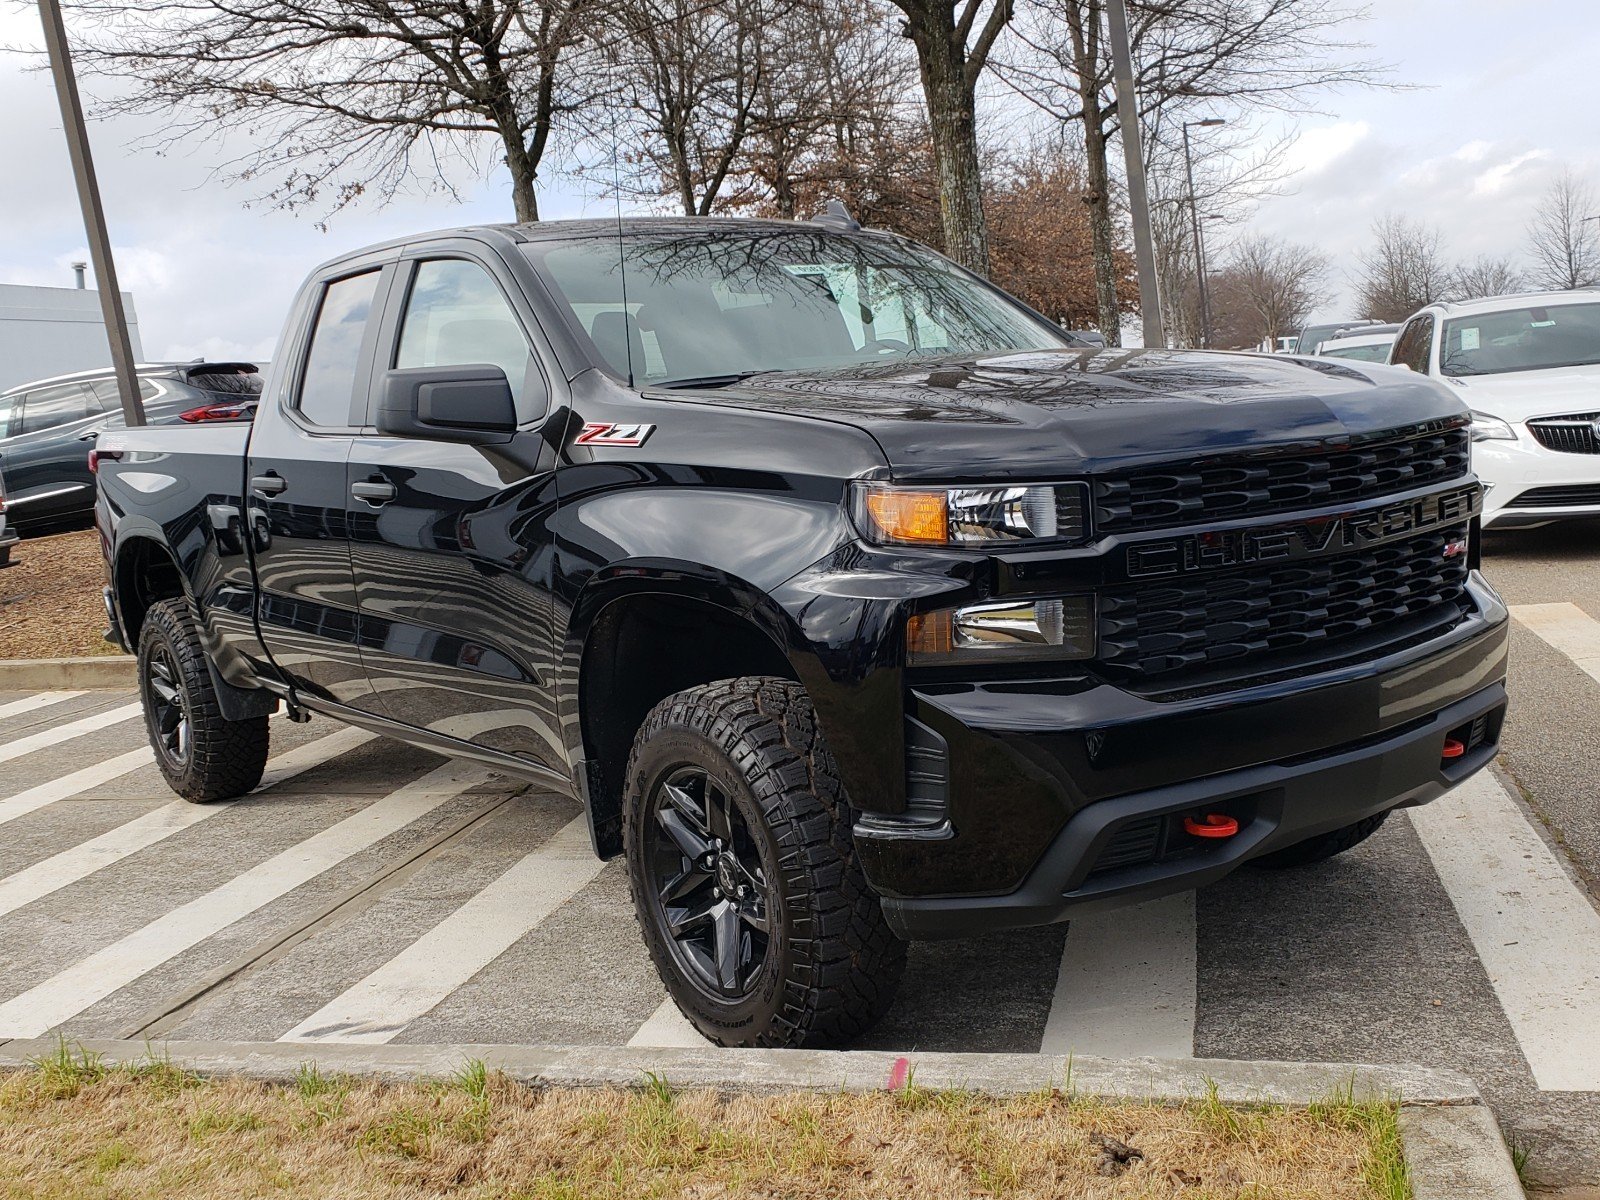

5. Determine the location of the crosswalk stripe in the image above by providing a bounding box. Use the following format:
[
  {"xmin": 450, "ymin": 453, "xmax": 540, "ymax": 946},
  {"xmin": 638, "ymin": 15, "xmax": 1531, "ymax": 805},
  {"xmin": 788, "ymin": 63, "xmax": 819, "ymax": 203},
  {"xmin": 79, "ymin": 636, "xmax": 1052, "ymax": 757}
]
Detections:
[
  {"xmin": 1410, "ymin": 771, "xmax": 1600, "ymax": 1092},
  {"xmin": 1511, "ymin": 602, "xmax": 1600, "ymax": 686},
  {"xmin": 627, "ymin": 997, "xmax": 711, "ymax": 1048},
  {"xmin": 1040, "ymin": 891, "xmax": 1196, "ymax": 1059},
  {"xmin": 279, "ymin": 815, "xmax": 604, "ymax": 1044},
  {"xmin": 0, "ymin": 748, "xmax": 153, "ymax": 828},
  {"xmin": 0, "ymin": 701, "xmax": 144, "ymax": 769},
  {"xmin": 0, "ymin": 726, "xmax": 376, "ymax": 919},
  {"xmin": 0, "ymin": 758, "xmax": 490, "ymax": 1039},
  {"xmin": 0, "ymin": 692, "xmax": 88, "ymax": 723}
]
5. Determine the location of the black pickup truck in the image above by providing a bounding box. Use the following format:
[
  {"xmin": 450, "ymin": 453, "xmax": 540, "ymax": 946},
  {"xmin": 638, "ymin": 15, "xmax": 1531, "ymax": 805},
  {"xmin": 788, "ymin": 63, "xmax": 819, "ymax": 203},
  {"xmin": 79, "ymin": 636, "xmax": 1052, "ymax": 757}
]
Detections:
[{"xmin": 97, "ymin": 215, "xmax": 1509, "ymax": 1047}]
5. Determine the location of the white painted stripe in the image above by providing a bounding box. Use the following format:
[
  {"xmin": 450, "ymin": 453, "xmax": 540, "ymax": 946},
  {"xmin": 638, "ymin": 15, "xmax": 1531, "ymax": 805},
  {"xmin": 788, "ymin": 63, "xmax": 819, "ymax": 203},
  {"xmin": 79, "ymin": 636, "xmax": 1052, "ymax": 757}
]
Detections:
[
  {"xmin": 0, "ymin": 726, "xmax": 375, "ymax": 919},
  {"xmin": 280, "ymin": 815, "xmax": 604, "ymax": 1044},
  {"xmin": 627, "ymin": 997, "xmax": 712, "ymax": 1048},
  {"xmin": 0, "ymin": 749, "xmax": 153, "ymax": 828},
  {"xmin": 0, "ymin": 692, "xmax": 87, "ymax": 723},
  {"xmin": 1040, "ymin": 891, "xmax": 1196, "ymax": 1059},
  {"xmin": 0, "ymin": 701, "xmax": 143, "ymax": 768},
  {"xmin": 0, "ymin": 759, "xmax": 489, "ymax": 1039},
  {"xmin": 1410, "ymin": 772, "xmax": 1600, "ymax": 1091},
  {"xmin": 1512, "ymin": 602, "xmax": 1600, "ymax": 686}
]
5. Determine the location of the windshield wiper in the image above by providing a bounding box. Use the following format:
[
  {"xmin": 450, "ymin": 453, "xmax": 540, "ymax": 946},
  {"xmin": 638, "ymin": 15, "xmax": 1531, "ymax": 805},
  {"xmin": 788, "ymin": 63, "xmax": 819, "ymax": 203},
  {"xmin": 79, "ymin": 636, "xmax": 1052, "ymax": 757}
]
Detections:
[{"xmin": 654, "ymin": 371, "xmax": 768, "ymax": 389}]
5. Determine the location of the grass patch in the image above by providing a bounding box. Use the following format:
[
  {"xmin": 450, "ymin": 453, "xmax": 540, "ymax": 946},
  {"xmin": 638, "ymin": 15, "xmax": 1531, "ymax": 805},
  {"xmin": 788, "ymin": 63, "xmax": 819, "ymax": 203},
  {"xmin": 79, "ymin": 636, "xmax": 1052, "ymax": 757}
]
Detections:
[{"xmin": 0, "ymin": 1057, "xmax": 1412, "ymax": 1198}]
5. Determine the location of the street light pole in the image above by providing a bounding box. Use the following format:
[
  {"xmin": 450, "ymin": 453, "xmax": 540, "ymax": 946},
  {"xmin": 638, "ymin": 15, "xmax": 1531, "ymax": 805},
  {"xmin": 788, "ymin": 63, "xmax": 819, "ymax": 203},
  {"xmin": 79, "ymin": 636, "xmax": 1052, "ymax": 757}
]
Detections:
[
  {"xmin": 1182, "ymin": 118, "xmax": 1225, "ymax": 349},
  {"xmin": 36, "ymin": 0, "xmax": 145, "ymax": 426},
  {"xmin": 1105, "ymin": 0, "xmax": 1164, "ymax": 349}
]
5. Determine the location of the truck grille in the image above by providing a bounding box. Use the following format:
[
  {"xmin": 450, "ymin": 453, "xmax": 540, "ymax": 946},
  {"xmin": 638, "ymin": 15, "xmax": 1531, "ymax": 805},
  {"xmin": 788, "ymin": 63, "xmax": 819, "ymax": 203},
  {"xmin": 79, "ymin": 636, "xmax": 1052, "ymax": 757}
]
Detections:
[
  {"xmin": 1092, "ymin": 422, "xmax": 1470, "ymax": 534},
  {"xmin": 1097, "ymin": 524, "xmax": 1472, "ymax": 677},
  {"xmin": 1527, "ymin": 414, "xmax": 1600, "ymax": 454}
]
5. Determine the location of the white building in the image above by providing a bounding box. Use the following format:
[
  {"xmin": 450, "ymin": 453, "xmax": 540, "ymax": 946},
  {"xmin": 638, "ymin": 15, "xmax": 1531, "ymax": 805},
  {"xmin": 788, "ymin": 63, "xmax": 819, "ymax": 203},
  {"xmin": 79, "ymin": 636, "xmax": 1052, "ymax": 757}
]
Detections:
[{"xmin": 0, "ymin": 281, "xmax": 144, "ymax": 393}]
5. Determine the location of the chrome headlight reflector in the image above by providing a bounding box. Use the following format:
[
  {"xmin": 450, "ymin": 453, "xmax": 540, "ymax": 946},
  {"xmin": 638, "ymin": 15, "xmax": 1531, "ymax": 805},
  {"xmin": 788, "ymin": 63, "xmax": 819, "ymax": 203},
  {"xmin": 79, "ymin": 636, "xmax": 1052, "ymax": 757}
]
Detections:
[{"xmin": 907, "ymin": 596, "xmax": 1096, "ymax": 665}]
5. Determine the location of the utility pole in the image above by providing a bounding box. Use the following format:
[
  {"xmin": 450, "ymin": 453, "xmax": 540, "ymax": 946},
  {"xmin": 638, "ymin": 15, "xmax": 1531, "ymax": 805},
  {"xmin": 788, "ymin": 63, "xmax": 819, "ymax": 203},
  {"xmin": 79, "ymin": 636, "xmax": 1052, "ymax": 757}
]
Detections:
[
  {"xmin": 37, "ymin": 0, "xmax": 145, "ymax": 426},
  {"xmin": 1182, "ymin": 118, "xmax": 1225, "ymax": 348},
  {"xmin": 1105, "ymin": 0, "xmax": 1163, "ymax": 349}
]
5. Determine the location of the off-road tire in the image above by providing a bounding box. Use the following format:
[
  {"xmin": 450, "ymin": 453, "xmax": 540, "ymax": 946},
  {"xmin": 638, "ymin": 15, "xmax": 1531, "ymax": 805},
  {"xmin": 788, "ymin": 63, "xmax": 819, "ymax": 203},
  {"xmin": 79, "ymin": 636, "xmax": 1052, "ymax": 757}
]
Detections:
[
  {"xmin": 622, "ymin": 676, "xmax": 906, "ymax": 1048},
  {"xmin": 1249, "ymin": 811, "xmax": 1391, "ymax": 869},
  {"xmin": 137, "ymin": 597, "xmax": 269, "ymax": 803}
]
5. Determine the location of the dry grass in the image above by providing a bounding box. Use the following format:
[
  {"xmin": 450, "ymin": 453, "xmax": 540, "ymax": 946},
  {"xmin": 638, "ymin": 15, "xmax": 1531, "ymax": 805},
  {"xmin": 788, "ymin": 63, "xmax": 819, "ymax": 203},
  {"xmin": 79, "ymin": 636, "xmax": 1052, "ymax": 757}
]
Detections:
[
  {"xmin": 0, "ymin": 1046, "xmax": 1409, "ymax": 1199},
  {"xmin": 0, "ymin": 528, "xmax": 121, "ymax": 659}
]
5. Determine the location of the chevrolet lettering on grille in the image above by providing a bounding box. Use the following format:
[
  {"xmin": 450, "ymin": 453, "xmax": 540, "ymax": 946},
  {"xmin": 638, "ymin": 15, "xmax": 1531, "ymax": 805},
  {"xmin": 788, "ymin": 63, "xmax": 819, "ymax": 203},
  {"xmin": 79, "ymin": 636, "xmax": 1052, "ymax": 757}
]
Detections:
[{"xmin": 1125, "ymin": 483, "xmax": 1482, "ymax": 579}]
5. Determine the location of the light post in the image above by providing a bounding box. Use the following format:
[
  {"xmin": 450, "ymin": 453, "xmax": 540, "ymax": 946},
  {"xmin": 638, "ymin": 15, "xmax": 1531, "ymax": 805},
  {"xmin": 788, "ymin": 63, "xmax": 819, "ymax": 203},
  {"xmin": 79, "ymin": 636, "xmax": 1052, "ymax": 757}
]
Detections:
[{"xmin": 1182, "ymin": 118, "xmax": 1225, "ymax": 348}]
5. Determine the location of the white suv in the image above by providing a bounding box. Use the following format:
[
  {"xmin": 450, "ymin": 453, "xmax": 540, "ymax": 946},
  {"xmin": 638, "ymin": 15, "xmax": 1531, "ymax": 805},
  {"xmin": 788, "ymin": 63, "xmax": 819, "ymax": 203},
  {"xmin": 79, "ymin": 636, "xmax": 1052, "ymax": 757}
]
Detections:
[{"xmin": 1389, "ymin": 291, "xmax": 1600, "ymax": 528}]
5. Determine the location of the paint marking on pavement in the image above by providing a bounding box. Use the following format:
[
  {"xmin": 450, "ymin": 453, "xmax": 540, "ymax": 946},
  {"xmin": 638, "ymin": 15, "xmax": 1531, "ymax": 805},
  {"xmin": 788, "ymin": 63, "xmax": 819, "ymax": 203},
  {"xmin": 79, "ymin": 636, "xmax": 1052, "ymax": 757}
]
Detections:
[
  {"xmin": 0, "ymin": 727, "xmax": 376, "ymax": 919},
  {"xmin": 0, "ymin": 749, "xmax": 153, "ymax": 828},
  {"xmin": 1410, "ymin": 771, "xmax": 1600, "ymax": 1092},
  {"xmin": 1511, "ymin": 602, "xmax": 1600, "ymax": 687},
  {"xmin": 0, "ymin": 692, "xmax": 87, "ymax": 723},
  {"xmin": 1040, "ymin": 891, "xmax": 1196, "ymax": 1059},
  {"xmin": 280, "ymin": 816, "xmax": 605, "ymax": 1043},
  {"xmin": 0, "ymin": 759, "xmax": 489, "ymax": 1039},
  {"xmin": 0, "ymin": 701, "xmax": 143, "ymax": 769},
  {"xmin": 627, "ymin": 997, "xmax": 712, "ymax": 1048}
]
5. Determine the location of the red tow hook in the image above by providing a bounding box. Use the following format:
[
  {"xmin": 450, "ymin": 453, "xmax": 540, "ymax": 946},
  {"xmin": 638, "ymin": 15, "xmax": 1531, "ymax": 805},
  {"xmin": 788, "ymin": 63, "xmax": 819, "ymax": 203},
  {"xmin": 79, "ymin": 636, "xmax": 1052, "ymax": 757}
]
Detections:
[
  {"xmin": 1183, "ymin": 813, "xmax": 1239, "ymax": 839},
  {"xmin": 1442, "ymin": 738, "xmax": 1467, "ymax": 760}
]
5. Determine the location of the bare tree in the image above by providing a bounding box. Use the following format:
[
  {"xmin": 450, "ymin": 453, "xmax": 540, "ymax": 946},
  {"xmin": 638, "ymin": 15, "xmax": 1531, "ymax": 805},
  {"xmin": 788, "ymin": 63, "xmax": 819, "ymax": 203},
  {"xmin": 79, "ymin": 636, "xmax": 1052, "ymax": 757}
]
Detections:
[
  {"xmin": 1451, "ymin": 255, "xmax": 1524, "ymax": 302},
  {"xmin": 1526, "ymin": 169, "xmax": 1600, "ymax": 291},
  {"xmin": 1208, "ymin": 233, "xmax": 1329, "ymax": 349},
  {"xmin": 1353, "ymin": 215, "xmax": 1454, "ymax": 322},
  {"xmin": 885, "ymin": 0, "xmax": 1016, "ymax": 275},
  {"xmin": 69, "ymin": 0, "xmax": 599, "ymax": 222},
  {"xmin": 1000, "ymin": 0, "xmax": 1390, "ymax": 344}
]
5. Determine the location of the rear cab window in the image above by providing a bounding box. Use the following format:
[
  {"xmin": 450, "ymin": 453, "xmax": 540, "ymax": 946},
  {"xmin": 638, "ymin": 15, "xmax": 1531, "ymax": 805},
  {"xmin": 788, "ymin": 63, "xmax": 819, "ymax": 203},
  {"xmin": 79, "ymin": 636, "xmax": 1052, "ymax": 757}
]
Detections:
[{"xmin": 297, "ymin": 271, "xmax": 383, "ymax": 428}]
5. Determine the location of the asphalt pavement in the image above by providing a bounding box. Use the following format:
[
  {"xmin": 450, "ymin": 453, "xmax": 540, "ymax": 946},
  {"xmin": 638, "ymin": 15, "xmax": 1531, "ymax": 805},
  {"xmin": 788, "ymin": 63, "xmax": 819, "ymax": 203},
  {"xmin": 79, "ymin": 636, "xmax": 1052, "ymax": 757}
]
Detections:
[{"xmin": 1, "ymin": 521, "xmax": 1597, "ymax": 1187}]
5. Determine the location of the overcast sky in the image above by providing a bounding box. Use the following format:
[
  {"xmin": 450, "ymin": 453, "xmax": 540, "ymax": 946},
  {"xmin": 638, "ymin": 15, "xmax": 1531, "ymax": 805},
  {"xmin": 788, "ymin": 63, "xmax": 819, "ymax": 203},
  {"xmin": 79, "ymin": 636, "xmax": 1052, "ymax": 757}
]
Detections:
[{"xmin": 2, "ymin": 0, "xmax": 1597, "ymax": 360}]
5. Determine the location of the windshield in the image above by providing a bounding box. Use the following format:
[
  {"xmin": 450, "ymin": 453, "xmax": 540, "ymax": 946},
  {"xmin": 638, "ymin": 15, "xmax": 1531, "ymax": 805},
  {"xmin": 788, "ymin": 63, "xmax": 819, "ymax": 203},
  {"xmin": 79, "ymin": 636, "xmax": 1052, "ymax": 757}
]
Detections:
[
  {"xmin": 1321, "ymin": 342, "xmax": 1392, "ymax": 363},
  {"xmin": 524, "ymin": 228, "xmax": 1072, "ymax": 385},
  {"xmin": 1440, "ymin": 303, "xmax": 1600, "ymax": 377}
]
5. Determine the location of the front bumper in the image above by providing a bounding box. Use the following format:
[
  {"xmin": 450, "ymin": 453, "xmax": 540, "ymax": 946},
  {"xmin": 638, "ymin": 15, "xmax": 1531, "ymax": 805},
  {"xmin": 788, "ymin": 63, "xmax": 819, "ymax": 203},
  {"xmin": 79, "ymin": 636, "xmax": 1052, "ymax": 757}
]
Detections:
[
  {"xmin": 858, "ymin": 574, "xmax": 1510, "ymax": 939},
  {"xmin": 1476, "ymin": 436, "xmax": 1600, "ymax": 527}
]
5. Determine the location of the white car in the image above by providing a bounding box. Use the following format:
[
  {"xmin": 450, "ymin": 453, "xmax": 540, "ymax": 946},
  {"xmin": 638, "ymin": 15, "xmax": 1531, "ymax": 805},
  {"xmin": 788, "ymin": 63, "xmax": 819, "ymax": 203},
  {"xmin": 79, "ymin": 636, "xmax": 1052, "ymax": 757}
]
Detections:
[
  {"xmin": 1389, "ymin": 291, "xmax": 1600, "ymax": 528},
  {"xmin": 1317, "ymin": 329, "xmax": 1397, "ymax": 363}
]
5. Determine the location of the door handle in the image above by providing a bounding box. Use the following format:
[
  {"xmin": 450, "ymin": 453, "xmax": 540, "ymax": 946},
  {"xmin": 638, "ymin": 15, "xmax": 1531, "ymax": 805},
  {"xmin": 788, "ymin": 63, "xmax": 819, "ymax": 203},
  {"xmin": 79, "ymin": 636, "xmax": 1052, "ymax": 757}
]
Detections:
[
  {"xmin": 351, "ymin": 479, "xmax": 396, "ymax": 505},
  {"xmin": 250, "ymin": 473, "xmax": 288, "ymax": 497}
]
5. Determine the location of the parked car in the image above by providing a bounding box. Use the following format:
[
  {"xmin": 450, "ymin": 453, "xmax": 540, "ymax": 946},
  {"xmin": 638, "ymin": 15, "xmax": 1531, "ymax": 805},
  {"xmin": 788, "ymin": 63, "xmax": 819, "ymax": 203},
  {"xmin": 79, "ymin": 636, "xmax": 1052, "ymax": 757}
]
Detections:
[
  {"xmin": 1317, "ymin": 325, "xmax": 1400, "ymax": 363},
  {"xmin": 1272, "ymin": 336, "xmax": 1299, "ymax": 353},
  {"xmin": 1295, "ymin": 317, "xmax": 1384, "ymax": 357},
  {"xmin": 0, "ymin": 468, "xmax": 16, "ymax": 568},
  {"xmin": 0, "ymin": 361, "xmax": 262, "ymax": 533},
  {"xmin": 1389, "ymin": 291, "xmax": 1600, "ymax": 528},
  {"xmin": 98, "ymin": 215, "xmax": 1507, "ymax": 1048}
]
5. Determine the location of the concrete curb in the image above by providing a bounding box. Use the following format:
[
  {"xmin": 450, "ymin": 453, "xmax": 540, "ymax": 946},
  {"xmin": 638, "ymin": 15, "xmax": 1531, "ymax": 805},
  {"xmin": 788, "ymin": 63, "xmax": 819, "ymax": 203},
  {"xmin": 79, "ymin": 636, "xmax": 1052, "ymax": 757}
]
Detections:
[
  {"xmin": 0, "ymin": 655, "xmax": 133, "ymax": 690},
  {"xmin": 0, "ymin": 1037, "xmax": 1522, "ymax": 1196}
]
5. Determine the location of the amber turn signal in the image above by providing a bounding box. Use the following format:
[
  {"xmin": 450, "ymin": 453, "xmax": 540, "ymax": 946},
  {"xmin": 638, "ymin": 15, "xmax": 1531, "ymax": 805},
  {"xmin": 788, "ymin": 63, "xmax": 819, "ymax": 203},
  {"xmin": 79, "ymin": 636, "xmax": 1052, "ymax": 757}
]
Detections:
[{"xmin": 862, "ymin": 488, "xmax": 948, "ymax": 545}]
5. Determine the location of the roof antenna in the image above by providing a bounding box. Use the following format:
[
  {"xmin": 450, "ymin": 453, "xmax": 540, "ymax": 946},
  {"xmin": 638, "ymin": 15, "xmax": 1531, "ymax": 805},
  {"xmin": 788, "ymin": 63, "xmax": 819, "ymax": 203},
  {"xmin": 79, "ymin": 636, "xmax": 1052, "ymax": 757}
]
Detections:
[
  {"xmin": 608, "ymin": 114, "xmax": 635, "ymax": 387},
  {"xmin": 810, "ymin": 199, "xmax": 861, "ymax": 232}
]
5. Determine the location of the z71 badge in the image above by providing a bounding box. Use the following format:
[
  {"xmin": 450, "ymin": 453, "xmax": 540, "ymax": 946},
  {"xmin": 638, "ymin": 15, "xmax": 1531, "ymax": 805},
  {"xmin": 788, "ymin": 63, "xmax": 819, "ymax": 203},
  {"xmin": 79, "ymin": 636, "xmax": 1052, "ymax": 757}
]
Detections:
[{"xmin": 575, "ymin": 421, "xmax": 654, "ymax": 447}]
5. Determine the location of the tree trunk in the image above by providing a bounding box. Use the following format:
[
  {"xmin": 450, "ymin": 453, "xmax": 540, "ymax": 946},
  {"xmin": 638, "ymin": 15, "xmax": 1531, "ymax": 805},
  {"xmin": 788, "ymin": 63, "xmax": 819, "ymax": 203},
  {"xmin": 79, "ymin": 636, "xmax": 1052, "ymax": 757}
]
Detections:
[
  {"xmin": 908, "ymin": 8, "xmax": 990, "ymax": 275},
  {"xmin": 1081, "ymin": 124, "xmax": 1120, "ymax": 346}
]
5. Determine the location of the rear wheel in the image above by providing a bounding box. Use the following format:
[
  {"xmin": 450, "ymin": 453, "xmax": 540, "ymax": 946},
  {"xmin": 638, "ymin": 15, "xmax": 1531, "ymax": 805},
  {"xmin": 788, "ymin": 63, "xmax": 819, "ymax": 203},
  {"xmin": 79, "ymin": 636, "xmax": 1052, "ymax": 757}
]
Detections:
[
  {"xmin": 622, "ymin": 677, "xmax": 905, "ymax": 1048},
  {"xmin": 137, "ymin": 597, "xmax": 269, "ymax": 803},
  {"xmin": 1250, "ymin": 811, "xmax": 1390, "ymax": 869}
]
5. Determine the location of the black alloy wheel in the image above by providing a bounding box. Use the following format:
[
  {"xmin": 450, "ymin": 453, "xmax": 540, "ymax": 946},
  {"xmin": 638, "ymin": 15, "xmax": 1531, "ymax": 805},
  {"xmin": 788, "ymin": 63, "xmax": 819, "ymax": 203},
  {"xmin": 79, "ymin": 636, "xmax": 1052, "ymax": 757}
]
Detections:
[
  {"xmin": 645, "ymin": 765, "xmax": 772, "ymax": 999},
  {"xmin": 143, "ymin": 640, "xmax": 192, "ymax": 770}
]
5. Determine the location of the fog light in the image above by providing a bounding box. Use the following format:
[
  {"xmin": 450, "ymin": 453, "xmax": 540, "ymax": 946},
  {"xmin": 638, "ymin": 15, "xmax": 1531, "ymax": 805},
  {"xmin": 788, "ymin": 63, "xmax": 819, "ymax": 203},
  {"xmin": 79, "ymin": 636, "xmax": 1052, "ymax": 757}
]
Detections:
[{"xmin": 907, "ymin": 596, "xmax": 1095, "ymax": 664}]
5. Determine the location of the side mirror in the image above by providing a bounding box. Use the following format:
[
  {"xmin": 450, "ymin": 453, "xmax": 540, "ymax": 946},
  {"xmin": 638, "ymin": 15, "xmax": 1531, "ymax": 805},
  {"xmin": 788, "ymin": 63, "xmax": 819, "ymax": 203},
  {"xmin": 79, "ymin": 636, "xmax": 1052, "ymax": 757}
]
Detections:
[{"xmin": 377, "ymin": 365, "xmax": 518, "ymax": 445}]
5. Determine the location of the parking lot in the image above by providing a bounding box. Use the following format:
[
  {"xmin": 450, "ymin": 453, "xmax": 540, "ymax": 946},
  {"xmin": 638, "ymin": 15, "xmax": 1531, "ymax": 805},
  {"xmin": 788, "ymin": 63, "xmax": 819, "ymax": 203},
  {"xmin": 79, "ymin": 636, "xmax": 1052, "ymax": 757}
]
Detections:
[{"xmin": 0, "ymin": 523, "xmax": 1596, "ymax": 1185}]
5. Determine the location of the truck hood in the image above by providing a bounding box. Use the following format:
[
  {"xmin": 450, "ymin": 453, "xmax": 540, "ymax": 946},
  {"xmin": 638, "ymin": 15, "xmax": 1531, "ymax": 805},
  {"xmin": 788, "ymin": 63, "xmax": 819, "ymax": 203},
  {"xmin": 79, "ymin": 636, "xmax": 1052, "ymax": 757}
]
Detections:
[
  {"xmin": 657, "ymin": 348, "xmax": 1467, "ymax": 482},
  {"xmin": 1439, "ymin": 364, "xmax": 1600, "ymax": 422}
]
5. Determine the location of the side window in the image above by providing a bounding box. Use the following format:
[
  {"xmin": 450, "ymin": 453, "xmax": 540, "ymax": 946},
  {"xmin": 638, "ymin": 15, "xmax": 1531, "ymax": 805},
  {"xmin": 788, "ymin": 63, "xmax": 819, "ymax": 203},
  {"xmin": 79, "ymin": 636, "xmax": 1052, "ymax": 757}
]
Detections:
[
  {"xmin": 396, "ymin": 259, "xmax": 541, "ymax": 420},
  {"xmin": 19, "ymin": 383, "xmax": 92, "ymax": 434},
  {"xmin": 298, "ymin": 270, "xmax": 381, "ymax": 428},
  {"xmin": 0, "ymin": 395, "xmax": 19, "ymax": 439},
  {"xmin": 86, "ymin": 378, "xmax": 160, "ymax": 415},
  {"xmin": 1393, "ymin": 316, "xmax": 1434, "ymax": 374}
]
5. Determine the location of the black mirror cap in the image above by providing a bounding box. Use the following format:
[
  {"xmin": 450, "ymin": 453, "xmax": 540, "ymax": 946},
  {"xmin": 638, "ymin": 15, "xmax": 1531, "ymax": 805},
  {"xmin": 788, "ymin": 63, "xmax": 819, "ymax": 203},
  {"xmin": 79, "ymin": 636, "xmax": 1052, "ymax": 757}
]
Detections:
[{"xmin": 377, "ymin": 365, "xmax": 518, "ymax": 445}]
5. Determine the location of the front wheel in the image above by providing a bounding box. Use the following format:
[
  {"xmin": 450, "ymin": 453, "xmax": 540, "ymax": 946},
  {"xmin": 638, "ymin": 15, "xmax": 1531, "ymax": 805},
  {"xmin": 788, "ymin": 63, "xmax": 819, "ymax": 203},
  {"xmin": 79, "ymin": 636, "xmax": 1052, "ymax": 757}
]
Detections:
[
  {"xmin": 137, "ymin": 597, "xmax": 270, "ymax": 803},
  {"xmin": 622, "ymin": 677, "xmax": 905, "ymax": 1048}
]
